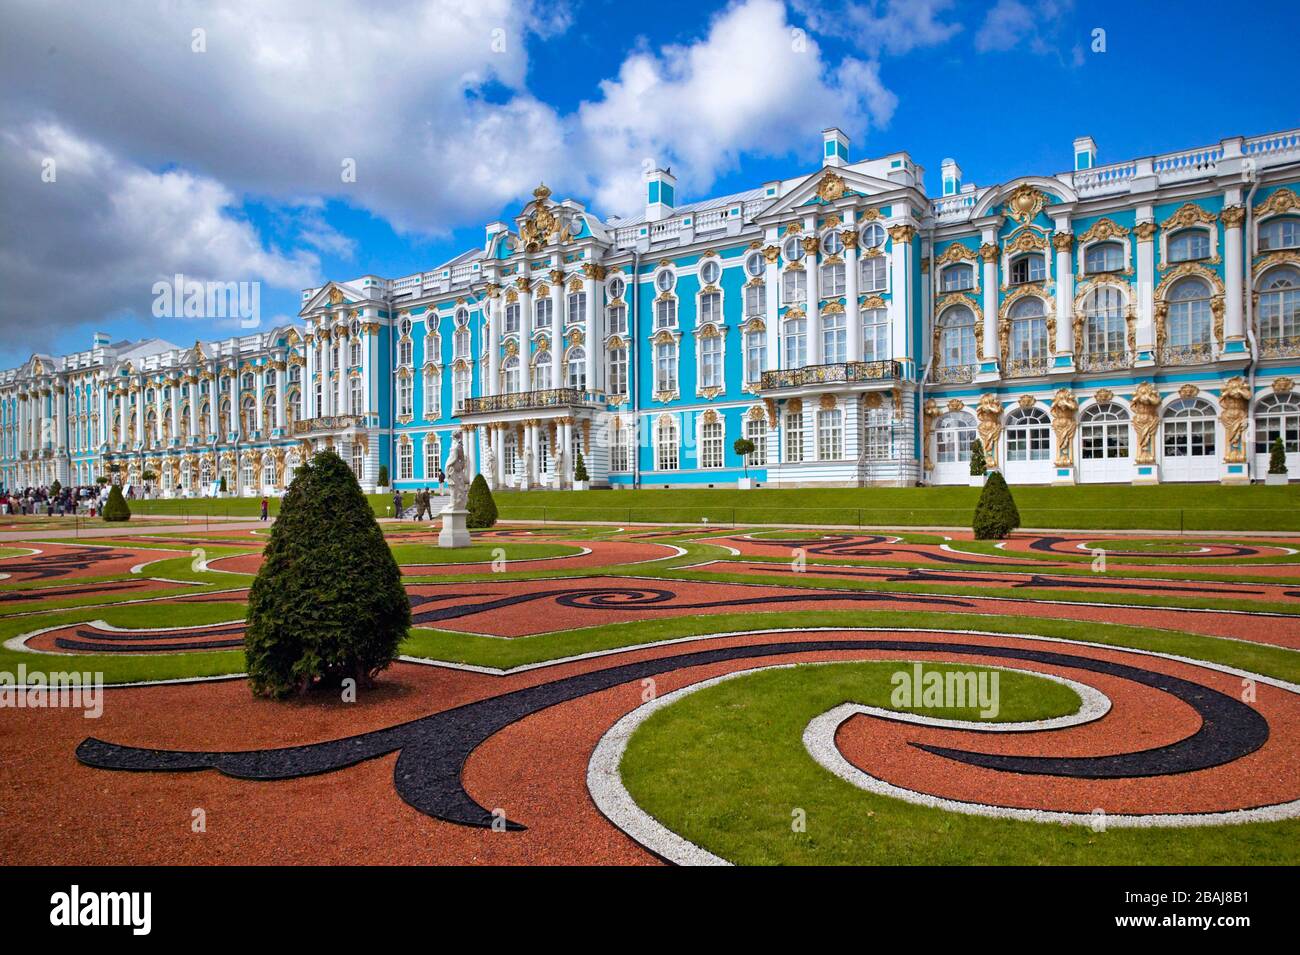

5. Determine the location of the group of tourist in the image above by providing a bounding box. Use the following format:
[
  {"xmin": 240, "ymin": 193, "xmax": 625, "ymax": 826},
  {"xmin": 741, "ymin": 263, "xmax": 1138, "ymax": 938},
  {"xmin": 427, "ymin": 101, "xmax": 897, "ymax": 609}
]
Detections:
[
  {"xmin": 396, "ymin": 487, "xmax": 444, "ymax": 521},
  {"xmin": 0, "ymin": 483, "xmax": 113, "ymax": 517}
]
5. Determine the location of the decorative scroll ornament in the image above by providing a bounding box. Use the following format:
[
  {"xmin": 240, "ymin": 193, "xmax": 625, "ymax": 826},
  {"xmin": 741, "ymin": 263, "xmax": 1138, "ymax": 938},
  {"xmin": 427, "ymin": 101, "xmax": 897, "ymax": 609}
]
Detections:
[
  {"xmin": 937, "ymin": 243, "xmax": 977, "ymax": 265},
  {"xmin": 1004, "ymin": 183, "xmax": 1048, "ymax": 223},
  {"xmin": 1219, "ymin": 376, "xmax": 1252, "ymax": 464},
  {"xmin": 1078, "ymin": 217, "xmax": 1130, "ymax": 244},
  {"xmin": 1130, "ymin": 381, "xmax": 1162, "ymax": 465},
  {"xmin": 1161, "ymin": 202, "xmax": 1218, "ymax": 231},
  {"xmin": 1005, "ymin": 229, "xmax": 1048, "ymax": 255},
  {"xmin": 1051, "ymin": 232, "xmax": 1074, "ymax": 252},
  {"xmin": 1253, "ymin": 187, "xmax": 1300, "ymax": 219},
  {"xmin": 816, "ymin": 172, "xmax": 846, "ymax": 203},
  {"xmin": 1272, "ymin": 377, "xmax": 1295, "ymax": 395}
]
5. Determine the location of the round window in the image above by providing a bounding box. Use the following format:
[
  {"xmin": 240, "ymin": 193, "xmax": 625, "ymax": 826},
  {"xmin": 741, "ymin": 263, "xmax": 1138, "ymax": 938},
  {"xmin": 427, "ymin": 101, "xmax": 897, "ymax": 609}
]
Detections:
[
  {"xmin": 699, "ymin": 260, "xmax": 721, "ymax": 285},
  {"xmin": 783, "ymin": 236, "xmax": 805, "ymax": 261},
  {"xmin": 607, "ymin": 276, "xmax": 625, "ymax": 300},
  {"xmin": 822, "ymin": 230, "xmax": 844, "ymax": 256},
  {"xmin": 745, "ymin": 252, "xmax": 765, "ymax": 277},
  {"xmin": 656, "ymin": 269, "xmax": 675, "ymax": 292}
]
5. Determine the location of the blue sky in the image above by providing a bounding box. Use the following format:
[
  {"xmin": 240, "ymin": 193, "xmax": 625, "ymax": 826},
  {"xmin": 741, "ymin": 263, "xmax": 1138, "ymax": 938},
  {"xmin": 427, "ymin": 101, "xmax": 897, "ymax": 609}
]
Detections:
[{"xmin": 1, "ymin": 0, "xmax": 1296, "ymax": 368}]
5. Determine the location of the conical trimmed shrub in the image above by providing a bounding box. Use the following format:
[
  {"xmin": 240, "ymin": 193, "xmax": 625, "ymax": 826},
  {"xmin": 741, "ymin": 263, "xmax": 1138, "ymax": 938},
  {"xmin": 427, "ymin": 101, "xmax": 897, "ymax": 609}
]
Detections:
[
  {"xmin": 101, "ymin": 484, "xmax": 131, "ymax": 522},
  {"xmin": 972, "ymin": 471, "xmax": 1020, "ymax": 540},
  {"xmin": 1269, "ymin": 437, "xmax": 1288, "ymax": 475},
  {"xmin": 467, "ymin": 473, "xmax": 497, "ymax": 529},
  {"xmin": 574, "ymin": 451, "xmax": 589, "ymax": 483},
  {"xmin": 244, "ymin": 449, "xmax": 409, "ymax": 698},
  {"xmin": 969, "ymin": 440, "xmax": 987, "ymax": 476}
]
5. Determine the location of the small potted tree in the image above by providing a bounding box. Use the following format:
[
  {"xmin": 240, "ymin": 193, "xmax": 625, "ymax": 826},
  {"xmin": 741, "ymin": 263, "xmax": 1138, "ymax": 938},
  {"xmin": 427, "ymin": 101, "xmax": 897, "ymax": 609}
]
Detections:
[
  {"xmin": 376, "ymin": 464, "xmax": 390, "ymax": 494},
  {"xmin": 969, "ymin": 440, "xmax": 988, "ymax": 487},
  {"xmin": 734, "ymin": 437, "xmax": 756, "ymax": 489},
  {"xmin": 1267, "ymin": 436, "xmax": 1289, "ymax": 485},
  {"xmin": 573, "ymin": 451, "xmax": 590, "ymax": 491},
  {"xmin": 142, "ymin": 469, "xmax": 157, "ymax": 499},
  {"xmin": 218, "ymin": 474, "xmax": 228, "ymax": 497}
]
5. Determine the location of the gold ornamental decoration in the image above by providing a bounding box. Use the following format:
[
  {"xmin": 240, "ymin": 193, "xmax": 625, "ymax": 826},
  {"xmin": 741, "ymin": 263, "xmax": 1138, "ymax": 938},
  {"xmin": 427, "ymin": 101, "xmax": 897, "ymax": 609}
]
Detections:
[
  {"xmin": 1130, "ymin": 381, "xmax": 1162, "ymax": 465},
  {"xmin": 1253, "ymin": 187, "xmax": 1300, "ymax": 219},
  {"xmin": 1078, "ymin": 217, "xmax": 1130, "ymax": 245},
  {"xmin": 1272, "ymin": 377, "xmax": 1295, "ymax": 395},
  {"xmin": 815, "ymin": 172, "xmax": 846, "ymax": 203},
  {"xmin": 1160, "ymin": 202, "xmax": 1217, "ymax": 231},
  {"xmin": 1004, "ymin": 183, "xmax": 1047, "ymax": 223},
  {"xmin": 936, "ymin": 243, "xmax": 977, "ymax": 265},
  {"xmin": 922, "ymin": 398, "xmax": 941, "ymax": 471},
  {"xmin": 1050, "ymin": 390, "xmax": 1078, "ymax": 467},
  {"xmin": 975, "ymin": 393, "xmax": 1003, "ymax": 468},
  {"xmin": 1219, "ymin": 376, "xmax": 1252, "ymax": 464}
]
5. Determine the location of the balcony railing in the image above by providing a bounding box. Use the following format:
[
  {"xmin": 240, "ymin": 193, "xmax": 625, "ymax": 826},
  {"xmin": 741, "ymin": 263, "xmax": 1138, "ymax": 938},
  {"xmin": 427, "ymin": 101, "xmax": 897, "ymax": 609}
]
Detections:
[
  {"xmin": 1259, "ymin": 335, "xmax": 1300, "ymax": 360},
  {"xmin": 458, "ymin": 388, "xmax": 605, "ymax": 415},
  {"xmin": 1158, "ymin": 343, "xmax": 1214, "ymax": 366},
  {"xmin": 1004, "ymin": 356, "xmax": 1051, "ymax": 378},
  {"xmin": 292, "ymin": 415, "xmax": 365, "ymax": 434},
  {"xmin": 929, "ymin": 363, "xmax": 975, "ymax": 384},
  {"xmin": 761, "ymin": 360, "xmax": 901, "ymax": 391},
  {"xmin": 1077, "ymin": 349, "xmax": 1131, "ymax": 373}
]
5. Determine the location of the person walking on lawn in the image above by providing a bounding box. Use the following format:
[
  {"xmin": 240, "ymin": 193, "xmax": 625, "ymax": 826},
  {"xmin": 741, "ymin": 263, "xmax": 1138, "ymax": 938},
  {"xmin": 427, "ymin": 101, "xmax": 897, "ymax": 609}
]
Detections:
[{"xmin": 260, "ymin": 496, "xmax": 269, "ymax": 521}]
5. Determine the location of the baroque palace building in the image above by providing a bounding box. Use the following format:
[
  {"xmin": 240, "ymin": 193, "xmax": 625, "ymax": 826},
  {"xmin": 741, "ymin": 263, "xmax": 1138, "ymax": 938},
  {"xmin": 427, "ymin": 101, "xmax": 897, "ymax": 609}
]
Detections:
[{"xmin": 3, "ymin": 125, "xmax": 1300, "ymax": 495}]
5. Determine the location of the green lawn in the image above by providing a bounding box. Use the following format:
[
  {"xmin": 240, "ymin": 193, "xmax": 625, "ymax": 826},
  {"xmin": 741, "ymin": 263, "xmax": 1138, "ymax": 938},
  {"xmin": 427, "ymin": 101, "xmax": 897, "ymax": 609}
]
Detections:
[
  {"xmin": 490, "ymin": 484, "xmax": 1300, "ymax": 531},
  {"xmin": 620, "ymin": 663, "xmax": 1300, "ymax": 864}
]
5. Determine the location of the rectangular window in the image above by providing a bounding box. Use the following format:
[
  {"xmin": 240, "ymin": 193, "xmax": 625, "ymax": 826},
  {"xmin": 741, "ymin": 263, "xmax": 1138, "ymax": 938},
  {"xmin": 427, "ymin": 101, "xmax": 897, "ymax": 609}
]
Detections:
[
  {"xmin": 817, "ymin": 409, "xmax": 843, "ymax": 460},
  {"xmin": 397, "ymin": 378, "xmax": 412, "ymax": 417},
  {"xmin": 607, "ymin": 346, "xmax": 628, "ymax": 397},
  {"xmin": 782, "ymin": 270, "xmax": 806, "ymax": 306},
  {"xmin": 861, "ymin": 256, "xmax": 887, "ymax": 292},
  {"xmin": 820, "ymin": 263, "xmax": 846, "ymax": 299},
  {"xmin": 700, "ymin": 421, "xmax": 723, "ymax": 468},
  {"xmin": 607, "ymin": 305, "xmax": 627, "ymax": 335},
  {"xmin": 611, "ymin": 425, "xmax": 630, "ymax": 471},
  {"xmin": 568, "ymin": 293, "xmax": 586, "ymax": 326},
  {"xmin": 745, "ymin": 332, "xmax": 766, "ymax": 383},
  {"xmin": 655, "ymin": 298, "xmax": 677, "ymax": 329},
  {"xmin": 744, "ymin": 417, "xmax": 767, "ymax": 466},
  {"xmin": 699, "ymin": 292, "xmax": 721, "ymax": 325},
  {"xmin": 744, "ymin": 284, "xmax": 764, "ymax": 317},
  {"xmin": 655, "ymin": 342, "xmax": 677, "ymax": 393},
  {"xmin": 700, "ymin": 335, "xmax": 723, "ymax": 389},
  {"xmin": 535, "ymin": 297, "xmax": 552, "ymax": 328},
  {"xmin": 785, "ymin": 411, "xmax": 804, "ymax": 463}
]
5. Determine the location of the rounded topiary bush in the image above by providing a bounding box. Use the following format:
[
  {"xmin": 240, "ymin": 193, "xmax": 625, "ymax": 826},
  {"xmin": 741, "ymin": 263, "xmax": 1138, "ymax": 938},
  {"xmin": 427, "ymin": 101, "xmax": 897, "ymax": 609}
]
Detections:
[
  {"xmin": 245, "ymin": 449, "xmax": 410, "ymax": 698},
  {"xmin": 467, "ymin": 473, "xmax": 497, "ymax": 529},
  {"xmin": 101, "ymin": 484, "xmax": 131, "ymax": 522},
  {"xmin": 972, "ymin": 471, "xmax": 1020, "ymax": 540}
]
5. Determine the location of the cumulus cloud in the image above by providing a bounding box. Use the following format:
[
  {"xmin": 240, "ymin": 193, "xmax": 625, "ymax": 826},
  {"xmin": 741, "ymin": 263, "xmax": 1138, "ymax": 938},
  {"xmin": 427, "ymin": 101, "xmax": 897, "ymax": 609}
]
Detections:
[
  {"xmin": 576, "ymin": 0, "xmax": 897, "ymax": 216},
  {"xmin": 791, "ymin": 0, "xmax": 962, "ymax": 57},
  {"xmin": 975, "ymin": 0, "xmax": 1078, "ymax": 59}
]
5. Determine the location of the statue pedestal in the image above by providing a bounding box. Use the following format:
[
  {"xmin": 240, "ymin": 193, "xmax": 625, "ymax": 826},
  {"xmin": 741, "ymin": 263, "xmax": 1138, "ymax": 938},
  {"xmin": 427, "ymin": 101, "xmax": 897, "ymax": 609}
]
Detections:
[{"xmin": 438, "ymin": 508, "xmax": 471, "ymax": 548}]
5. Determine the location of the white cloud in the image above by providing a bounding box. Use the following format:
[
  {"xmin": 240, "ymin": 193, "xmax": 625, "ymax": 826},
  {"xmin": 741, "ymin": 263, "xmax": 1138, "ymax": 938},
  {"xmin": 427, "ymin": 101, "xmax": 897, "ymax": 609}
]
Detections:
[
  {"xmin": 575, "ymin": 0, "xmax": 896, "ymax": 216},
  {"xmin": 792, "ymin": 0, "xmax": 962, "ymax": 57},
  {"xmin": 975, "ymin": 0, "xmax": 1077, "ymax": 59}
]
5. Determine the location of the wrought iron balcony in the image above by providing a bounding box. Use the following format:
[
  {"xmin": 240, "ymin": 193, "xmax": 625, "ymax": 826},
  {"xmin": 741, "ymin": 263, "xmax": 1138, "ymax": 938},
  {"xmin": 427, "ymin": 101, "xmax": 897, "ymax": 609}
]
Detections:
[
  {"xmin": 1259, "ymin": 335, "xmax": 1300, "ymax": 359},
  {"xmin": 457, "ymin": 388, "xmax": 606, "ymax": 415},
  {"xmin": 760, "ymin": 360, "xmax": 901, "ymax": 392},
  {"xmin": 1004, "ymin": 356, "xmax": 1052, "ymax": 378},
  {"xmin": 929, "ymin": 362, "xmax": 976, "ymax": 384},
  {"xmin": 1077, "ymin": 349, "xmax": 1131, "ymax": 372},
  {"xmin": 1158, "ymin": 343, "xmax": 1214, "ymax": 366}
]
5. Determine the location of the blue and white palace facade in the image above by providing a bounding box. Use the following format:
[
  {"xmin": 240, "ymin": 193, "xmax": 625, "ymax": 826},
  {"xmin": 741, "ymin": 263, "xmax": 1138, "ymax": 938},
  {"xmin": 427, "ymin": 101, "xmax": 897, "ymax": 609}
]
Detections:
[{"xmin": 3, "ymin": 125, "xmax": 1300, "ymax": 495}]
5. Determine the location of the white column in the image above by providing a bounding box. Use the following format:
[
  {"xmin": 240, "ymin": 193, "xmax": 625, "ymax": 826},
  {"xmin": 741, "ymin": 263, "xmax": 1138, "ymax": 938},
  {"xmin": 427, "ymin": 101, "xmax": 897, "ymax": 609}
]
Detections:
[
  {"xmin": 135, "ymin": 381, "xmax": 145, "ymax": 445},
  {"xmin": 465, "ymin": 426, "xmax": 477, "ymax": 478},
  {"xmin": 844, "ymin": 229, "xmax": 861, "ymax": 362},
  {"xmin": 493, "ymin": 425, "xmax": 505, "ymax": 487},
  {"xmin": 561, "ymin": 419, "xmax": 573, "ymax": 483},
  {"xmin": 486, "ymin": 293, "xmax": 500, "ymax": 397},
  {"xmin": 584, "ymin": 273, "xmax": 599, "ymax": 390},
  {"xmin": 99, "ymin": 383, "xmax": 109, "ymax": 447},
  {"xmin": 153, "ymin": 381, "xmax": 164, "ymax": 445},
  {"xmin": 228, "ymin": 371, "xmax": 240, "ymax": 438},
  {"xmin": 765, "ymin": 247, "xmax": 780, "ymax": 370},
  {"xmin": 361, "ymin": 329, "xmax": 372, "ymax": 414},
  {"xmin": 168, "ymin": 380, "xmax": 179, "ymax": 443},
  {"xmin": 188, "ymin": 377, "xmax": 200, "ymax": 439},
  {"xmin": 805, "ymin": 235, "xmax": 821, "ymax": 366},
  {"xmin": 1054, "ymin": 230, "xmax": 1074, "ymax": 357},
  {"xmin": 118, "ymin": 389, "xmax": 128, "ymax": 448},
  {"xmin": 519, "ymin": 284, "xmax": 534, "ymax": 392},
  {"xmin": 320, "ymin": 340, "xmax": 332, "ymax": 417},
  {"xmin": 980, "ymin": 232, "xmax": 999, "ymax": 364},
  {"xmin": 550, "ymin": 276, "xmax": 564, "ymax": 389},
  {"xmin": 275, "ymin": 364, "xmax": 286, "ymax": 429},
  {"xmin": 336, "ymin": 331, "xmax": 347, "ymax": 414},
  {"xmin": 1135, "ymin": 216, "xmax": 1155, "ymax": 356},
  {"xmin": 890, "ymin": 224, "xmax": 914, "ymax": 362},
  {"xmin": 304, "ymin": 338, "xmax": 316, "ymax": 419},
  {"xmin": 206, "ymin": 375, "xmax": 217, "ymax": 436},
  {"xmin": 254, "ymin": 368, "xmax": 265, "ymax": 435},
  {"xmin": 1223, "ymin": 205, "xmax": 1246, "ymax": 343}
]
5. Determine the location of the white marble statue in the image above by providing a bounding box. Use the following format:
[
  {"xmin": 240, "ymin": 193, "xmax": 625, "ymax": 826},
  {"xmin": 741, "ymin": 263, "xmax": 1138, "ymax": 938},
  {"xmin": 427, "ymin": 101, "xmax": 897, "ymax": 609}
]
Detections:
[
  {"xmin": 443, "ymin": 432, "xmax": 469, "ymax": 511},
  {"xmin": 482, "ymin": 442, "xmax": 497, "ymax": 491},
  {"xmin": 522, "ymin": 446, "xmax": 534, "ymax": 491}
]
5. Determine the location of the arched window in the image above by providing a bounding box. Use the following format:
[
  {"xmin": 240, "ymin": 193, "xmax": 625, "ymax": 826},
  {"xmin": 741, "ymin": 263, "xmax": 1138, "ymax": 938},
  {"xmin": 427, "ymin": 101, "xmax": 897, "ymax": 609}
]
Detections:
[
  {"xmin": 1005, "ymin": 406, "xmax": 1051, "ymax": 462},
  {"xmin": 1084, "ymin": 241, "xmax": 1125, "ymax": 274},
  {"xmin": 699, "ymin": 334, "xmax": 723, "ymax": 389},
  {"xmin": 862, "ymin": 307, "xmax": 889, "ymax": 361},
  {"xmin": 1010, "ymin": 253, "xmax": 1046, "ymax": 285},
  {"xmin": 656, "ymin": 416, "xmax": 679, "ymax": 470},
  {"xmin": 1162, "ymin": 397, "xmax": 1216, "ymax": 459},
  {"xmin": 241, "ymin": 457, "xmax": 255, "ymax": 492},
  {"xmin": 782, "ymin": 268, "xmax": 807, "ymax": 306},
  {"xmin": 654, "ymin": 339, "xmax": 677, "ymax": 393},
  {"xmin": 1255, "ymin": 393, "xmax": 1300, "ymax": 454},
  {"xmin": 1082, "ymin": 286, "xmax": 1127, "ymax": 368},
  {"xmin": 1260, "ymin": 217, "xmax": 1300, "ymax": 251},
  {"xmin": 1168, "ymin": 229, "xmax": 1210, "ymax": 263},
  {"xmin": 567, "ymin": 347, "xmax": 587, "ymax": 389},
  {"xmin": 1164, "ymin": 277, "xmax": 1213, "ymax": 361},
  {"xmin": 820, "ymin": 262, "xmax": 845, "ymax": 298},
  {"xmin": 607, "ymin": 344, "xmax": 628, "ymax": 397},
  {"xmin": 1008, "ymin": 297, "xmax": 1049, "ymax": 371},
  {"xmin": 288, "ymin": 389, "xmax": 301, "ymax": 426},
  {"xmin": 937, "ymin": 306, "xmax": 976, "ymax": 374},
  {"xmin": 783, "ymin": 317, "xmax": 808, "ymax": 368},
  {"xmin": 1259, "ymin": 266, "xmax": 1300, "ymax": 347},
  {"xmin": 534, "ymin": 352, "xmax": 552, "ymax": 390},
  {"xmin": 860, "ymin": 254, "xmax": 887, "ymax": 292},
  {"xmin": 935, "ymin": 412, "xmax": 976, "ymax": 463},
  {"xmin": 502, "ymin": 355, "xmax": 520, "ymax": 394},
  {"xmin": 822, "ymin": 312, "xmax": 846, "ymax": 364},
  {"xmin": 1080, "ymin": 402, "xmax": 1129, "ymax": 460},
  {"xmin": 699, "ymin": 290, "xmax": 722, "ymax": 324},
  {"xmin": 263, "ymin": 455, "xmax": 276, "ymax": 487},
  {"xmin": 941, "ymin": 263, "xmax": 974, "ymax": 292},
  {"xmin": 349, "ymin": 377, "xmax": 362, "ymax": 415},
  {"xmin": 744, "ymin": 326, "xmax": 766, "ymax": 384},
  {"xmin": 425, "ymin": 434, "xmax": 441, "ymax": 479}
]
